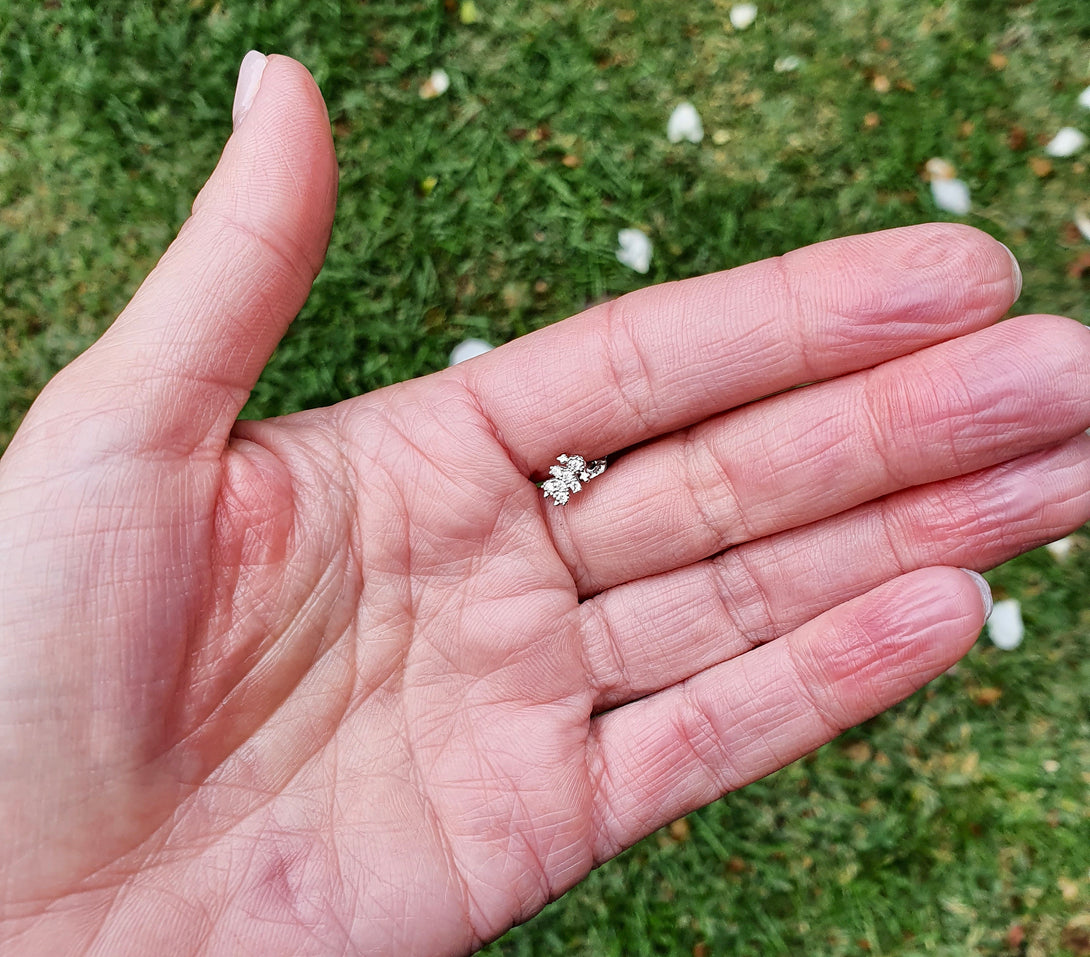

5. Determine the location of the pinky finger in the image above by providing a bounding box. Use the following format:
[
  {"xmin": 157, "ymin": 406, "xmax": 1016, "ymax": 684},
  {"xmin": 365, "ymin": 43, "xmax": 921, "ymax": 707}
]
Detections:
[{"xmin": 587, "ymin": 566, "xmax": 990, "ymax": 861}]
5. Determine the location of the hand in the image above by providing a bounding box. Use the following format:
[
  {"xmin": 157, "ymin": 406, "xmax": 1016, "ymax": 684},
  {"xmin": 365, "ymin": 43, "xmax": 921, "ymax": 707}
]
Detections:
[{"xmin": 2, "ymin": 56, "xmax": 1088, "ymax": 956}]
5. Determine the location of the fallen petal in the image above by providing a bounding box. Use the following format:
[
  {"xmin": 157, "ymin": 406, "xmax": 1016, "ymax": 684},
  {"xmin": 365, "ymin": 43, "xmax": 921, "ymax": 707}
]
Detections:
[
  {"xmin": 1079, "ymin": 86, "xmax": 1090, "ymax": 110},
  {"xmin": 1044, "ymin": 126, "xmax": 1087, "ymax": 158},
  {"xmin": 931, "ymin": 177, "xmax": 972, "ymax": 215},
  {"xmin": 448, "ymin": 338, "xmax": 494, "ymax": 366},
  {"xmin": 667, "ymin": 102, "xmax": 705, "ymax": 144},
  {"xmin": 1074, "ymin": 207, "xmax": 1090, "ymax": 242},
  {"xmin": 1044, "ymin": 536, "xmax": 1075, "ymax": 561},
  {"xmin": 420, "ymin": 68, "xmax": 451, "ymax": 100},
  {"xmin": 616, "ymin": 228, "xmax": 653, "ymax": 274},
  {"xmin": 774, "ymin": 55, "xmax": 802, "ymax": 73},
  {"xmin": 987, "ymin": 599, "xmax": 1024, "ymax": 651},
  {"xmin": 729, "ymin": 3, "xmax": 758, "ymax": 30}
]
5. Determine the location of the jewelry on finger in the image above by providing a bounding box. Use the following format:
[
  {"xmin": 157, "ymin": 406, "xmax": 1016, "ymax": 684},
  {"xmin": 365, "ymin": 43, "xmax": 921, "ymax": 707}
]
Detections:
[{"xmin": 540, "ymin": 453, "xmax": 608, "ymax": 506}]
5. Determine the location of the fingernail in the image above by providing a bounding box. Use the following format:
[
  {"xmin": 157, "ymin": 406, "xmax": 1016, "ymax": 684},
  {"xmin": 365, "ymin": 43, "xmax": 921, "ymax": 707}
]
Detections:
[
  {"xmin": 999, "ymin": 241, "xmax": 1022, "ymax": 302},
  {"xmin": 232, "ymin": 50, "xmax": 268, "ymax": 131},
  {"xmin": 960, "ymin": 568, "xmax": 993, "ymax": 620}
]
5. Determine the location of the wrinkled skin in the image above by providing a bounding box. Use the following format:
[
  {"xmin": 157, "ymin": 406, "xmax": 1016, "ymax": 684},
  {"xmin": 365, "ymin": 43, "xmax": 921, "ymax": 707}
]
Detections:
[{"xmin": 2, "ymin": 57, "xmax": 1089, "ymax": 956}]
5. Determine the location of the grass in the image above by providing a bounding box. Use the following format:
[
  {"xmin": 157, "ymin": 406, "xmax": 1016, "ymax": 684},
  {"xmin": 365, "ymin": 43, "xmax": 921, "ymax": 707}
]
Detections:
[
  {"xmin": 502, "ymin": 539, "xmax": 1090, "ymax": 956},
  {"xmin": 1, "ymin": 0, "xmax": 1089, "ymax": 953}
]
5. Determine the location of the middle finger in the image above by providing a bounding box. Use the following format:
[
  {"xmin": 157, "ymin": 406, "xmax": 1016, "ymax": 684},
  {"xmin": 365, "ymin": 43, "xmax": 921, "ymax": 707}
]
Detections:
[{"xmin": 549, "ymin": 314, "xmax": 1090, "ymax": 594}]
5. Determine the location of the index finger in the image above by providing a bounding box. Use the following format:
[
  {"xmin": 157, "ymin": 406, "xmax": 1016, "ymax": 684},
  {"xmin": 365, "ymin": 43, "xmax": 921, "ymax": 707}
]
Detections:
[{"xmin": 460, "ymin": 224, "xmax": 1021, "ymax": 472}]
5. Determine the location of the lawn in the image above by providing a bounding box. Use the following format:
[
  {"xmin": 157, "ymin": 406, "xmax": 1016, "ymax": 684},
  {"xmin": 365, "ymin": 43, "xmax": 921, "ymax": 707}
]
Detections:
[{"xmin": 1, "ymin": 0, "xmax": 1088, "ymax": 954}]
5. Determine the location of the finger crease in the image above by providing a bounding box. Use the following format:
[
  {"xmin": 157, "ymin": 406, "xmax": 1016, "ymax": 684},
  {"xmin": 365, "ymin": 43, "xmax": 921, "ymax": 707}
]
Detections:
[
  {"xmin": 783, "ymin": 638, "xmax": 848, "ymax": 737},
  {"xmin": 602, "ymin": 298, "xmax": 656, "ymax": 435},
  {"xmin": 581, "ymin": 599, "xmax": 634, "ymax": 706},
  {"xmin": 677, "ymin": 682, "xmax": 743, "ymax": 795},
  {"xmin": 711, "ymin": 550, "xmax": 777, "ymax": 651},
  {"xmin": 682, "ymin": 428, "xmax": 753, "ymax": 552}
]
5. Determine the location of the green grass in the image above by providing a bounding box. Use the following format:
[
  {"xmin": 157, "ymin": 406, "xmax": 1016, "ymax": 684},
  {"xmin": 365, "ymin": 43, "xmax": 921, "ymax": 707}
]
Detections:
[
  {"xmin": 499, "ymin": 538, "xmax": 1090, "ymax": 956},
  {"xmin": 1, "ymin": 0, "xmax": 1089, "ymax": 953}
]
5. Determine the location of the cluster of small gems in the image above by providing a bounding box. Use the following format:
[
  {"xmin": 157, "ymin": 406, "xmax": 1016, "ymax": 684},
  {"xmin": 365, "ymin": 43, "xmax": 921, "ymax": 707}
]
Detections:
[{"xmin": 541, "ymin": 453, "xmax": 607, "ymax": 506}]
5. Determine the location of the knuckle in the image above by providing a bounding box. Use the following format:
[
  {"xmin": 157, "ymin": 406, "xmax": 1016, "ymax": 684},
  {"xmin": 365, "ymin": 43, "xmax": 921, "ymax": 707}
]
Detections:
[
  {"xmin": 600, "ymin": 298, "xmax": 658, "ymax": 433},
  {"xmin": 679, "ymin": 428, "xmax": 753, "ymax": 552}
]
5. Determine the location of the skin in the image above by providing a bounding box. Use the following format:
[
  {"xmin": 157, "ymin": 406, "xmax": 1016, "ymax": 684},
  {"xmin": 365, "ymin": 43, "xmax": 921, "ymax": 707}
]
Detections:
[{"xmin": 2, "ymin": 56, "xmax": 1089, "ymax": 956}]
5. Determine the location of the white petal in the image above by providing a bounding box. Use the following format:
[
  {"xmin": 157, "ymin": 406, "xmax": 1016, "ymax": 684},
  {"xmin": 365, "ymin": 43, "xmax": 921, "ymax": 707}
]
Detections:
[
  {"xmin": 931, "ymin": 177, "xmax": 972, "ymax": 215},
  {"xmin": 1044, "ymin": 126, "xmax": 1087, "ymax": 157},
  {"xmin": 1044, "ymin": 536, "xmax": 1075, "ymax": 561},
  {"xmin": 667, "ymin": 102, "xmax": 705, "ymax": 144},
  {"xmin": 774, "ymin": 55, "xmax": 802, "ymax": 73},
  {"xmin": 729, "ymin": 3, "xmax": 758, "ymax": 30},
  {"xmin": 987, "ymin": 599, "xmax": 1024, "ymax": 651},
  {"xmin": 420, "ymin": 68, "xmax": 451, "ymax": 99},
  {"xmin": 616, "ymin": 228, "xmax": 653, "ymax": 274},
  {"xmin": 1078, "ymin": 86, "xmax": 1090, "ymax": 110},
  {"xmin": 448, "ymin": 338, "xmax": 494, "ymax": 366},
  {"xmin": 1074, "ymin": 207, "xmax": 1090, "ymax": 244}
]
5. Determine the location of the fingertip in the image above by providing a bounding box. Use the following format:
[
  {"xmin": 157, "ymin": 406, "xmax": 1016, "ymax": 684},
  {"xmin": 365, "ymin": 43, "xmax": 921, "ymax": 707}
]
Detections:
[
  {"xmin": 885, "ymin": 223, "xmax": 1022, "ymax": 313},
  {"xmin": 903, "ymin": 566, "xmax": 989, "ymax": 666},
  {"xmin": 904, "ymin": 564, "xmax": 989, "ymax": 624},
  {"xmin": 817, "ymin": 567, "xmax": 987, "ymax": 687},
  {"xmin": 976, "ymin": 314, "xmax": 1090, "ymax": 431},
  {"xmin": 199, "ymin": 52, "xmax": 338, "ymax": 275},
  {"xmin": 782, "ymin": 223, "xmax": 1024, "ymax": 352},
  {"xmin": 937, "ymin": 224, "xmax": 1023, "ymax": 311}
]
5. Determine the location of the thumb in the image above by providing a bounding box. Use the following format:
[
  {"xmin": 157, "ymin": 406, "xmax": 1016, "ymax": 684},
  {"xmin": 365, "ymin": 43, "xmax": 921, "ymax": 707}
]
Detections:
[{"xmin": 31, "ymin": 52, "xmax": 338, "ymax": 458}]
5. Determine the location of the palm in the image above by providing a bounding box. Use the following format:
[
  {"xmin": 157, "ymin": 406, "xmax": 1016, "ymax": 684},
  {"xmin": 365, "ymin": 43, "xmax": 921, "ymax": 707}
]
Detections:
[
  {"xmin": 3, "ymin": 56, "xmax": 1090, "ymax": 956},
  {"xmin": 0, "ymin": 385, "xmax": 596, "ymax": 952},
  {"xmin": 206, "ymin": 399, "xmax": 603, "ymax": 944},
  {"xmin": 209, "ymin": 399, "xmax": 607, "ymax": 947}
]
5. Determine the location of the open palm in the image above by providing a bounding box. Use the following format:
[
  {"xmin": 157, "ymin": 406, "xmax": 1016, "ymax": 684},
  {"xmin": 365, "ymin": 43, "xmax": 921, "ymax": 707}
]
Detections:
[{"xmin": 3, "ymin": 57, "xmax": 1090, "ymax": 956}]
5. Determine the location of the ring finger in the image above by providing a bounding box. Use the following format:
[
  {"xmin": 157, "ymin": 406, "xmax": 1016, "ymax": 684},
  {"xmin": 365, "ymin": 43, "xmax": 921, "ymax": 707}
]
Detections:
[{"xmin": 551, "ymin": 314, "xmax": 1090, "ymax": 594}]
